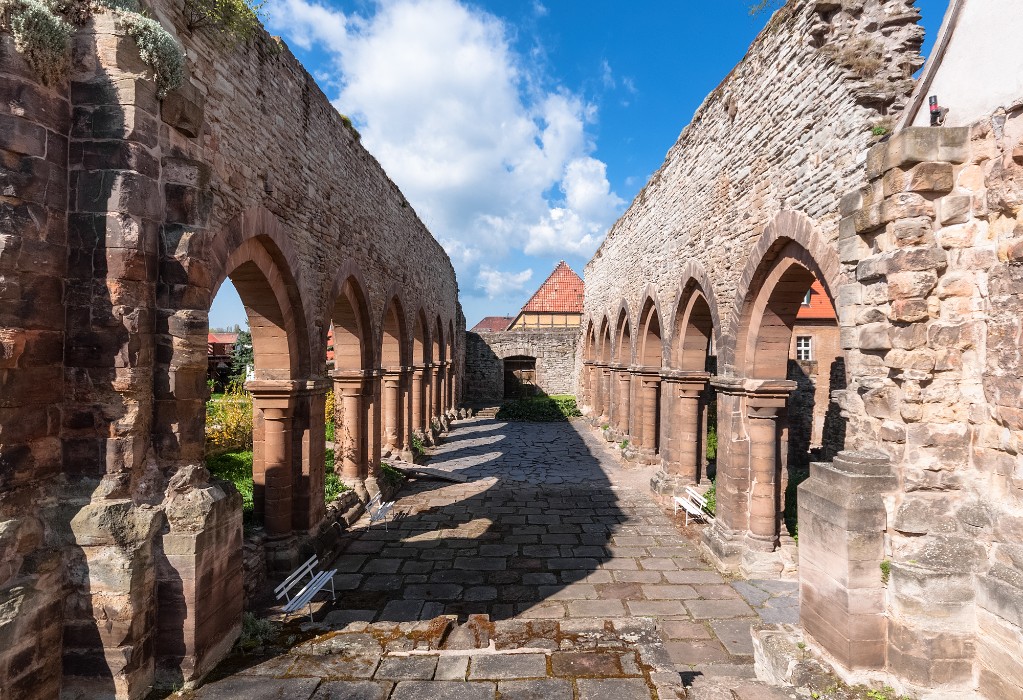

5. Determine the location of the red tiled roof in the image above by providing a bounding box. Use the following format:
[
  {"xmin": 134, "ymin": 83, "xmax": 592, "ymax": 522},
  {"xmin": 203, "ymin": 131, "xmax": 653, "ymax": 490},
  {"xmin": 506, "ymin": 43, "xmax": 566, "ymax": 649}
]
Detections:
[
  {"xmin": 471, "ymin": 316, "xmax": 514, "ymax": 333},
  {"xmin": 208, "ymin": 332, "xmax": 239, "ymax": 344},
  {"xmin": 796, "ymin": 280, "xmax": 837, "ymax": 320},
  {"xmin": 520, "ymin": 261, "xmax": 584, "ymax": 314}
]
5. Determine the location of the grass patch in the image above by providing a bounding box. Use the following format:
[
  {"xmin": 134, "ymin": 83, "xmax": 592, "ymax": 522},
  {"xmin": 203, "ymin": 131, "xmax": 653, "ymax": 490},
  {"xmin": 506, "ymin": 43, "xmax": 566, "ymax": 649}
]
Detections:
[
  {"xmin": 206, "ymin": 450, "xmax": 253, "ymax": 522},
  {"xmin": 382, "ymin": 462, "xmax": 405, "ymax": 489},
  {"xmin": 496, "ymin": 394, "xmax": 581, "ymax": 422},
  {"xmin": 703, "ymin": 480, "xmax": 716, "ymax": 515},
  {"xmin": 323, "ymin": 448, "xmax": 351, "ymax": 503},
  {"xmin": 325, "ymin": 420, "xmax": 335, "ymax": 443}
]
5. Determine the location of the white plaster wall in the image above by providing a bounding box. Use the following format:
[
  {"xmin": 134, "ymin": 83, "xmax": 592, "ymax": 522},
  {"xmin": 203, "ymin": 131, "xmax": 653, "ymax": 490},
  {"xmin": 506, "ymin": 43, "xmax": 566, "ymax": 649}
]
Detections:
[{"xmin": 910, "ymin": 0, "xmax": 1023, "ymax": 128}]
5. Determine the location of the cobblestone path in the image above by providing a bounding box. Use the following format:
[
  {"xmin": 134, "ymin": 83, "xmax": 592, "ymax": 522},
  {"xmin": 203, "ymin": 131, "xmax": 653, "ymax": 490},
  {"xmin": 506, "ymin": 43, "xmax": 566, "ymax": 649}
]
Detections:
[{"xmin": 195, "ymin": 418, "xmax": 799, "ymax": 700}]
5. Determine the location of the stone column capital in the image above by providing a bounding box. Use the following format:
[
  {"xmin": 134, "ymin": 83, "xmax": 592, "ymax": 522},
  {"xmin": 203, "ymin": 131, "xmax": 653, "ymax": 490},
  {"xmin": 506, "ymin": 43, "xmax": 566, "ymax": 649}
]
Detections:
[
  {"xmin": 710, "ymin": 376, "xmax": 796, "ymax": 398},
  {"xmin": 245, "ymin": 379, "xmax": 300, "ymax": 410}
]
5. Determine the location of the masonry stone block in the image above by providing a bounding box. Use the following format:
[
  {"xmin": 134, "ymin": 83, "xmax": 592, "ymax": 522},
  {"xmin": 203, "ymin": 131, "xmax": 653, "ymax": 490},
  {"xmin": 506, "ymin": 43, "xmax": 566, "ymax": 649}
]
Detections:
[{"xmin": 881, "ymin": 127, "xmax": 971, "ymax": 172}]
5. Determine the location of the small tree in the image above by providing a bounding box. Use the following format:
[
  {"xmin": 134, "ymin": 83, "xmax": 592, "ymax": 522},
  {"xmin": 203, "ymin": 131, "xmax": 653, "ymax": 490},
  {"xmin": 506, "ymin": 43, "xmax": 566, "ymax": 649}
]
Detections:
[{"xmin": 230, "ymin": 329, "xmax": 253, "ymax": 386}]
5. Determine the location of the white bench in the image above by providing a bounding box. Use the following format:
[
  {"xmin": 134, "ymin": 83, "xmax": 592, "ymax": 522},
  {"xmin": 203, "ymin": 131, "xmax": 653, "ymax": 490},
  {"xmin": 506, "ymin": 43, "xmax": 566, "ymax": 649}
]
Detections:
[
  {"xmin": 672, "ymin": 486, "xmax": 715, "ymax": 527},
  {"xmin": 274, "ymin": 554, "xmax": 337, "ymax": 622},
  {"xmin": 367, "ymin": 492, "xmax": 395, "ymax": 530}
]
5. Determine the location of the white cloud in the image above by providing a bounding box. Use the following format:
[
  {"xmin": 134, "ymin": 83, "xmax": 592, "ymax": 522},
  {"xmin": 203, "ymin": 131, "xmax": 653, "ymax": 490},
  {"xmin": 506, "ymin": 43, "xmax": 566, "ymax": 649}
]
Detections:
[
  {"xmin": 266, "ymin": 0, "xmax": 624, "ymax": 284},
  {"xmin": 476, "ymin": 266, "xmax": 533, "ymax": 299},
  {"xmin": 532, "ymin": 1, "xmax": 548, "ymax": 17}
]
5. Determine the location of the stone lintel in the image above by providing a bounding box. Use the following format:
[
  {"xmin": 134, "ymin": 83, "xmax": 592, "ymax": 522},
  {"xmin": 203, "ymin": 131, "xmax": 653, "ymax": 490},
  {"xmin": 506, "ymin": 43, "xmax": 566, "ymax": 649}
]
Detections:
[{"xmin": 710, "ymin": 376, "xmax": 796, "ymax": 397}]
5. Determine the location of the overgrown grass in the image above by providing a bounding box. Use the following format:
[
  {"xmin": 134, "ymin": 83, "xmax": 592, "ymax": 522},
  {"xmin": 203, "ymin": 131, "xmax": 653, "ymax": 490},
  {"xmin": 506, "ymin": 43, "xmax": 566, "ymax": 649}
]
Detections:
[
  {"xmin": 322, "ymin": 448, "xmax": 350, "ymax": 503},
  {"xmin": 382, "ymin": 462, "xmax": 405, "ymax": 489},
  {"xmin": 206, "ymin": 450, "xmax": 253, "ymax": 521},
  {"xmin": 706, "ymin": 423, "xmax": 718, "ymax": 460},
  {"xmin": 325, "ymin": 420, "xmax": 335, "ymax": 443},
  {"xmin": 496, "ymin": 394, "xmax": 581, "ymax": 422},
  {"xmin": 704, "ymin": 480, "xmax": 716, "ymax": 515}
]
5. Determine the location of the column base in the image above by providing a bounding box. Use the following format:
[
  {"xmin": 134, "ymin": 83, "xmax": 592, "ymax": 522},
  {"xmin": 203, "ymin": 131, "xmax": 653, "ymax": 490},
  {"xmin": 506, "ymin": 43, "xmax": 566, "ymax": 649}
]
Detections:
[
  {"xmin": 264, "ymin": 536, "xmax": 301, "ymax": 572},
  {"xmin": 701, "ymin": 523, "xmax": 744, "ymax": 573},
  {"xmin": 342, "ymin": 475, "xmax": 369, "ymax": 502},
  {"xmin": 363, "ymin": 474, "xmax": 383, "ymax": 500},
  {"xmin": 739, "ymin": 536, "xmax": 786, "ymax": 579},
  {"xmin": 650, "ymin": 470, "xmax": 698, "ymax": 496}
]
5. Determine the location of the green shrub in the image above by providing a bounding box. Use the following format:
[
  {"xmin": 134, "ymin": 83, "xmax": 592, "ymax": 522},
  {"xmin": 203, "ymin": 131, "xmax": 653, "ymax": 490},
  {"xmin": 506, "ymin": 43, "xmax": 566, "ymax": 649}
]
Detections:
[
  {"xmin": 880, "ymin": 559, "xmax": 891, "ymax": 585},
  {"xmin": 115, "ymin": 9, "xmax": 184, "ymax": 97},
  {"xmin": 206, "ymin": 449, "xmax": 253, "ymax": 520},
  {"xmin": 0, "ymin": 0, "xmax": 73, "ymax": 85},
  {"xmin": 206, "ymin": 383, "xmax": 253, "ymax": 453},
  {"xmin": 496, "ymin": 394, "xmax": 581, "ymax": 422},
  {"xmin": 410, "ymin": 433, "xmax": 425, "ymax": 455},
  {"xmin": 381, "ymin": 462, "xmax": 405, "ymax": 488},
  {"xmin": 323, "ymin": 449, "xmax": 350, "ymax": 503},
  {"xmin": 704, "ymin": 480, "xmax": 716, "ymax": 515},
  {"xmin": 184, "ymin": 0, "xmax": 264, "ymax": 44},
  {"xmin": 325, "ymin": 420, "xmax": 335, "ymax": 443},
  {"xmin": 238, "ymin": 612, "xmax": 278, "ymax": 651}
]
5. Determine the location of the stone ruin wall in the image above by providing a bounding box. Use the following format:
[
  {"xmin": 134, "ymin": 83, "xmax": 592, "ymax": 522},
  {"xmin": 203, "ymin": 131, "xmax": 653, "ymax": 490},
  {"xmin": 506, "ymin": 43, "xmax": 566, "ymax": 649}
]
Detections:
[
  {"xmin": 0, "ymin": 0, "xmax": 461, "ymax": 696},
  {"xmin": 465, "ymin": 329, "xmax": 579, "ymax": 402},
  {"xmin": 582, "ymin": 0, "xmax": 922, "ymax": 355},
  {"xmin": 812, "ymin": 112, "xmax": 1023, "ymax": 698}
]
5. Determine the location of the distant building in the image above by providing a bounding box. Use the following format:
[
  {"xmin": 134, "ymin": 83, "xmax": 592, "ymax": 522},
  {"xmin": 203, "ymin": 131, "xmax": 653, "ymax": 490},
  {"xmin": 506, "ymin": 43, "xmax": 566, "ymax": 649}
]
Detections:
[
  {"xmin": 207, "ymin": 331, "xmax": 239, "ymax": 388},
  {"xmin": 465, "ymin": 262, "xmax": 583, "ymax": 401}
]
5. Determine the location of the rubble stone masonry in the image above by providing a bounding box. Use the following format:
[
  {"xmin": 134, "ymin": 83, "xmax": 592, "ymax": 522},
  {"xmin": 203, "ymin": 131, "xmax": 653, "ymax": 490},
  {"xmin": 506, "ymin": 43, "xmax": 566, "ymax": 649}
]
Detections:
[{"xmin": 0, "ymin": 1, "xmax": 461, "ymax": 697}]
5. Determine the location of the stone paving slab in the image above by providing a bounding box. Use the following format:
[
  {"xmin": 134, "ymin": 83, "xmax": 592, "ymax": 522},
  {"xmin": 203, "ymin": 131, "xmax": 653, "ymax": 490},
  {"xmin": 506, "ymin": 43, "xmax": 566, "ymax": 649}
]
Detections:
[{"xmin": 193, "ymin": 417, "xmax": 801, "ymax": 699}]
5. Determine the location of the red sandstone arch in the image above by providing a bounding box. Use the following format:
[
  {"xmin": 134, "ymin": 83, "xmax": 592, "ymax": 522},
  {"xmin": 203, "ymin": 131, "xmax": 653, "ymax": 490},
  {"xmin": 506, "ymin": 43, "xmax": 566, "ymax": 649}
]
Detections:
[
  {"xmin": 446, "ymin": 318, "xmax": 456, "ymax": 410},
  {"xmin": 636, "ymin": 298, "xmax": 664, "ymax": 454},
  {"xmin": 379, "ymin": 298, "xmax": 408, "ymax": 452},
  {"xmin": 638, "ymin": 296, "xmax": 664, "ymax": 368},
  {"xmin": 330, "ymin": 277, "xmax": 372, "ymax": 371},
  {"xmin": 380, "ymin": 298, "xmax": 407, "ymax": 369},
  {"xmin": 599, "ymin": 316, "xmax": 612, "ymax": 363},
  {"xmin": 613, "ymin": 303, "xmax": 632, "ymax": 364},
  {"xmin": 723, "ymin": 211, "xmax": 841, "ymax": 372},
  {"xmin": 669, "ymin": 261, "xmax": 721, "ymax": 372}
]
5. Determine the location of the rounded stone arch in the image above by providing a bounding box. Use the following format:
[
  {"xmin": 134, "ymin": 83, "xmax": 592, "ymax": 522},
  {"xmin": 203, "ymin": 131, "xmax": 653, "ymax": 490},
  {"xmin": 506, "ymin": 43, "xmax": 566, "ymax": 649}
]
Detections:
[
  {"xmin": 583, "ymin": 318, "xmax": 597, "ymax": 361},
  {"xmin": 379, "ymin": 296, "xmax": 408, "ymax": 370},
  {"xmin": 204, "ymin": 207, "xmax": 313, "ymax": 379},
  {"xmin": 327, "ymin": 273, "xmax": 374, "ymax": 371},
  {"xmin": 668, "ymin": 261, "xmax": 723, "ymax": 368},
  {"xmin": 725, "ymin": 211, "xmax": 841, "ymax": 377},
  {"xmin": 598, "ymin": 315, "xmax": 613, "ymax": 363},
  {"xmin": 433, "ymin": 315, "xmax": 445, "ymax": 363},
  {"xmin": 412, "ymin": 308, "xmax": 430, "ymax": 365},
  {"xmin": 637, "ymin": 289, "xmax": 666, "ymax": 368},
  {"xmin": 612, "ymin": 300, "xmax": 633, "ymax": 364}
]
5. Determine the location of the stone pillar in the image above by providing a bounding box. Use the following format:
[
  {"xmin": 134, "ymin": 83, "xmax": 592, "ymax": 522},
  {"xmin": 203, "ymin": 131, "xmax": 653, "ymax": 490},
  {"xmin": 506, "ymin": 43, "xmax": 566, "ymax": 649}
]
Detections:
[
  {"xmin": 383, "ymin": 370, "xmax": 401, "ymax": 452},
  {"xmin": 246, "ymin": 380, "xmax": 297, "ymax": 558},
  {"xmin": 291, "ymin": 379, "xmax": 331, "ymax": 532},
  {"xmin": 364, "ymin": 370, "xmax": 383, "ymax": 493},
  {"xmin": 581, "ymin": 360, "xmax": 594, "ymax": 414},
  {"xmin": 616, "ymin": 365, "xmax": 631, "ymax": 438},
  {"xmin": 636, "ymin": 368, "xmax": 662, "ymax": 459},
  {"xmin": 799, "ymin": 451, "xmax": 896, "ymax": 672},
  {"xmin": 432, "ymin": 364, "xmax": 443, "ymax": 426},
  {"xmin": 701, "ymin": 378, "xmax": 795, "ymax": 574},
  {"xmin": 411, "ymin": 365, "xmax": 425, "ymax": 433},
  {"xmin": 599, "ymin": 364, "xmax": 612, "ymax": 423},
  {"xmin": 332, "ymin": 371, "xmax": 367, "ymax": 498},
  {"xmin": 745, "ymin": 392, "xmax": 789, "ymax": 554}
]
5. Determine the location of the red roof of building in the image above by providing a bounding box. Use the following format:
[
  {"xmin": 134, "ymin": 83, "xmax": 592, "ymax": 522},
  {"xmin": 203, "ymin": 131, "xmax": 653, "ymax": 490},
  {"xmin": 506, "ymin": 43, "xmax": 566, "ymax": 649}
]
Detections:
[
  {"xmin": 208, "ymin": 332, "xmax": 239, "ymax": 344},
  {"xmin": 471, "ymin": 316, "xmax": 514, "ymax": 333},
  {"xmin": 520, "ymin": 261, "xmax": 584, "ymax": 314},
  {"xmin": 796, "ymin": 280, "xmax": 837, "ymax": 320}
]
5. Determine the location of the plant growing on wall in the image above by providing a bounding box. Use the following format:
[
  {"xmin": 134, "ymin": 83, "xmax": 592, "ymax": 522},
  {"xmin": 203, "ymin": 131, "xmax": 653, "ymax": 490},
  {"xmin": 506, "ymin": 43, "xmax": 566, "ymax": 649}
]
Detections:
[
  {"xmin": 184, "ymin": 0, "xmax": 264, "ymax": 44},
  {"xmin": 0, "ymin": 0, "xmax": 185, "ymax": 96},
  {"xmin": 0, "ymin": 0, "xmax": 73, "ymax": 85}
]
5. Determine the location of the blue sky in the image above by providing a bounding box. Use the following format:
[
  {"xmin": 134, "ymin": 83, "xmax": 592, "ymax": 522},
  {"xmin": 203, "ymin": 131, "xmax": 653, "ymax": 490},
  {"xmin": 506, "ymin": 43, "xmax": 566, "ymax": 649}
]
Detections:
[{"xmin": 210, "ymin": 0, "xmax": 949, "ymax": 331}]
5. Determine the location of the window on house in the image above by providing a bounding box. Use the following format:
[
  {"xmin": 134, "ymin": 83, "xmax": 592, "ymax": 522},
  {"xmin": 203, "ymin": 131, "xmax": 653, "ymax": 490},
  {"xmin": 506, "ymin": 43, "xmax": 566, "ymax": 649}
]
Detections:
[
  {"xmin": 796, "ymin": 336, "xmax": 813, "ymax": 361},
  {"xmin": 802, "ymin": 290, "xmax": 812, "ymax": 306}
]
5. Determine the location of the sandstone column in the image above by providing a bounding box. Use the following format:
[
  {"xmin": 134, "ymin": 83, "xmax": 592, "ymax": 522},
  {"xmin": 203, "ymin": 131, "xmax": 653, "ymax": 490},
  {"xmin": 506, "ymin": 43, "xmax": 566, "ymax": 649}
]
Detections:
[
  {"xmin": 676, "ymin": 374, "xmax": 711, "ymax": 482},
  {"xmin": 615, "ymin": 365, "xmax": 631, "ymax": 438},
  {"xmin": 246, "ymin": 380, "xmax": 296, "ymax": 544},
  {"xmin": 332, "ymin": 371, "xmax": 366, "ymax": 497},
  {"xmin": 291, "ymin": 379, "xmax": 331, "ymax": 532},
  {"xmin": 432, "ymin": 364, "xmax": 443, "ymax": 426},
  {"xmin": 383, "ymin": 371, "xmax": 401, "ymax": 452},
  {"xmin": 599, "ymin": 364, "xmax": 612, "ymax": 424},
  {"xmin": 636, "ymin": 368, "xmax": 662, "ymax": 458},
  {"xmin": 411, "ymin": 366, "xmax": 425, "ymax": 433},
  {"xmin": 364, "ymin": 370, "xmax": 382, "ymax": 493}
]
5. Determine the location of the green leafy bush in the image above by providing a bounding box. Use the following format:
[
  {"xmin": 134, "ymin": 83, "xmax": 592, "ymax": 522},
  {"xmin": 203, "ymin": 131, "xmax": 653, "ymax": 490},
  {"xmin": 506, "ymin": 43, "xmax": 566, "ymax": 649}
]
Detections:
[
  {"xmin": 206, "ymin": 383, "xmax": 253, "ymax": 453},
  {"xmin": 0, "ymin": 0, "xmax": 73, "ymax": 85},
  {"xmin": 496, "ymin": 394, "xmax": 581, "ymax": 422},
  {"xmin": 184, "ymin": 0, "xmax": 263, "ymax": 44},
  {"xmin": 206, "ymin": 449, "xmax": 253, "ymax": 519},
  {"xmin": 381, "ymin": 462, "xmax": 405, "ymax": 488},
  {"xmin": 704, "ymin": 480, "xmax": 716, "ymax": 515},
  {"xmin": 115, "ymin": 9, "xmax": 184, "ymax": 97},
  {"xmin": 238, "ymin": 612, "xmax": 278, "ymax": 651},
  {"xmin": 323, "ymin": 449, "xmax": 351, "ymax": 503},
  {"xmin": 410, "ymin": 433, "xmax": 425, "ymax": 456},
  {"xmin": 706, "ymin": 423, "xmax": 718, "ymax": 460}
]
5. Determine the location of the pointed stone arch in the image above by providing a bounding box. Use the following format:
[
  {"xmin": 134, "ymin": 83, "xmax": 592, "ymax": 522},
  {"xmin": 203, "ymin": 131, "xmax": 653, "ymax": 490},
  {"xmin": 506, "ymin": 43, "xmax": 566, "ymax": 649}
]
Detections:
[{"xmin": 635, "ymin": 295, "xmax": 665, "ymax": 457}]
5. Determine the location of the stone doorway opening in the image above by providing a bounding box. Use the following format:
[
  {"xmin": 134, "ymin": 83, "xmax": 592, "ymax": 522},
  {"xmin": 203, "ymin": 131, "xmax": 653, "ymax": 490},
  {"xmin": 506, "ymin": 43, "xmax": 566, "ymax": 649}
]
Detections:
[{"xmin": 503, "ymin": 355, "xmax": 537, "ymax": 398}]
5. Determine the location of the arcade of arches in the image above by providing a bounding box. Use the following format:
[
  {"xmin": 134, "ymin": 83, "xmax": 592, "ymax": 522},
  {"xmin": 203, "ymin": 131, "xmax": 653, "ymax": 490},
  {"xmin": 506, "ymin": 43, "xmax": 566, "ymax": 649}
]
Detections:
[{"xmin": 0, "ymin": 4, "xmax": 461, "ymax": 697}]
